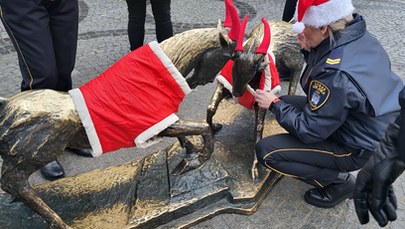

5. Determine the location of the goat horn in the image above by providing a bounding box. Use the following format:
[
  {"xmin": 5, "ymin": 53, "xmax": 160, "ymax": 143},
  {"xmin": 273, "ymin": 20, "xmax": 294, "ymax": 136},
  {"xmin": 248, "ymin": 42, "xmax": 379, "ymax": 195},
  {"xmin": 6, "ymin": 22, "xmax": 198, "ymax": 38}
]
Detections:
[
  {"xmin": 226, "ymin": 0, "xmax": 240, "ymax": 41},
  {"xmin": 256, "ymin": 17, "xmax": 271, "ymax": 54},
  {"xmin": 234, "ymin": 14, "xmax": 249, "ymax": 52}
]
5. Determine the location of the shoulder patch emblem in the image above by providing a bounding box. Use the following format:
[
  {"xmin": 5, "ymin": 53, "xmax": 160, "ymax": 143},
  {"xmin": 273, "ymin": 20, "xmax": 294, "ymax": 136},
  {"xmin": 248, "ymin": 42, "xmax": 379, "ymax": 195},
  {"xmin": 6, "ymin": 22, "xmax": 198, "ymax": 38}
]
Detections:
[{"xmin": 309, "ymin": 80, "xmax": 330, "ymax": 111}]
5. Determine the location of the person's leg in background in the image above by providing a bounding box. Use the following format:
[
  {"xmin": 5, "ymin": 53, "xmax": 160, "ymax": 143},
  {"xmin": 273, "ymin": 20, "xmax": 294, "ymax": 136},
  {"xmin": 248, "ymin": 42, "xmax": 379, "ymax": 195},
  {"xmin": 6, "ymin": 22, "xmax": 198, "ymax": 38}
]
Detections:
[
  {"xmin": 277, "ymin": 0, "xmax": 298, "ymax": 80},
  {"xmin": 0, "ymin": 0, "xmax": 65, "ymax": 180},
  {"xmin": 49, "ymin": 0, "xmax": 93, "ymax": 159},
  {"xmin": 282, "ymin": 0, "xmax": 298, "ymax": 22},
  {"xmin": 0, "ymin": 0, "xmax": 91, "ymax": 181},
  {"xmin": 151, "ymin": 0, "xmax": 173, "ymax": 43},
  {"xmin": 125, "ymin": 0, "xmax": 147, "ymax": 51},
  {"xmin": 0, "ymin": 0, "xmax": 59, "ymax": 91},
  {"xmin": 49, "ymin": 0, "xmax": 79, "ymax": 91}
]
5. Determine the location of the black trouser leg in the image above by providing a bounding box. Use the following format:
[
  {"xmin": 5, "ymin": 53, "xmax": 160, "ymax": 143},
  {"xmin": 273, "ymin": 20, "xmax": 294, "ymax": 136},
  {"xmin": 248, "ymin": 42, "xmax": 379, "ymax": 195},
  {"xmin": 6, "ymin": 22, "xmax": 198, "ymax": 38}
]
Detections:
[
  {"xmin": 49, "ymin": 0, "xmax": 78, "ymax": 91},
  {"xmin": 151, "ymin": 0, "xmax": 173, "ymax": 42},
  {"xmin": 255, "ymin": 133, "xmax": 370, "ymax": 187},
  {"xmin": 1, "ymin": 0, "xmax": 57, "ymax": 91},
  {"xmin": 125, "ymin": 0, "xmax": 146, "ymax": 50},
  {"xmin": 0, "ymin": 0, "xmax": 77, "ymax": 91},
  {"xmin": 282, "ymin": 0, "xmax": 297, "ymax": 22}
]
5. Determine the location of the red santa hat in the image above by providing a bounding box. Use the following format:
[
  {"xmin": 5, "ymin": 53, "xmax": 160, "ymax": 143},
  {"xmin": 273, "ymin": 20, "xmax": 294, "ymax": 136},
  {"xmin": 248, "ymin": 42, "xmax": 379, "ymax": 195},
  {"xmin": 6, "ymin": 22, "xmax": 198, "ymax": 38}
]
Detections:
[
  {"xmin": 223, "ymin": 0, "xmax": 233, "ymax": 28},
  {"xmin": 224, "ymin": 0, "xmax": 240, "ymax": 41},
  {"xmin": 292, "ymin": 0, "xmax": 355, "ymax": 34}
]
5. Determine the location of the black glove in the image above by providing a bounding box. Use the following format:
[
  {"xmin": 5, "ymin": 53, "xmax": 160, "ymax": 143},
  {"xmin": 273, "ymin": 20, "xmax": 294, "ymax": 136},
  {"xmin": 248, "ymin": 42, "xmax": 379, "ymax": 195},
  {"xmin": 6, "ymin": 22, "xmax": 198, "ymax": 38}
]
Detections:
[
  {"xmin": 354, "ymin": 123, "xmax": 405, "ymax": 227},
  {"xmin": 41, "ymin": 0, "xmax": 60, "ymax": 7}
]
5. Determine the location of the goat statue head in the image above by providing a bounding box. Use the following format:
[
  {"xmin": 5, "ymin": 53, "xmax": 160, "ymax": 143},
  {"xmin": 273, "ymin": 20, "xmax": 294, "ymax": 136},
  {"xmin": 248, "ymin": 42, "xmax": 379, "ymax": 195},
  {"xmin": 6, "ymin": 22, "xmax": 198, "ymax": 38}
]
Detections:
[
  {"xmin": 231, "ymin": 17, "xmax": 271, "ymax": 97},
  {"xmin": 187, "ymin": 0, "xmax": 240, "ymax": 88}
]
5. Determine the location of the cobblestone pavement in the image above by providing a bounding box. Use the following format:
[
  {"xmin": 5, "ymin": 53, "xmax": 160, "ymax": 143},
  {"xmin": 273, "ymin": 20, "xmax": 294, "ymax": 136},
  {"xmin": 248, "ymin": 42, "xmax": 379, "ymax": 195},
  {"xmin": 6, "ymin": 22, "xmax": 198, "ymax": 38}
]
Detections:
[{"xmin": 1, "ymin": 0, "xmax": 405, "ymax": 228}]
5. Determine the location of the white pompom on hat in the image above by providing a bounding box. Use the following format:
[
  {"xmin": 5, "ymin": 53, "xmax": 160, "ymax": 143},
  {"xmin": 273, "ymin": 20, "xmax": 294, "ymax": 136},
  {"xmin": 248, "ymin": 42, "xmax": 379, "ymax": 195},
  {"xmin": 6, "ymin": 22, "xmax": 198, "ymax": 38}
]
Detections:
[{"xmin": 292, "ymin": 0, "xmax": 355, "ymax": 34}]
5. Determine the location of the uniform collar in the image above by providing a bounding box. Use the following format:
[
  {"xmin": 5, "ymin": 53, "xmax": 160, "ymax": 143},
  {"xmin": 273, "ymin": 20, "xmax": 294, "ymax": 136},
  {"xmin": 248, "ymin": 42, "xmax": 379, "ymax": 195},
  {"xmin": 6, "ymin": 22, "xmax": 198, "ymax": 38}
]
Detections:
[
  {"xmin": 333, "ymin": 14, "xmax": 366, "ymax": 48},
  {"xmin": 312, "ymin": 14, "xmax": 366, "ymax": 62}
]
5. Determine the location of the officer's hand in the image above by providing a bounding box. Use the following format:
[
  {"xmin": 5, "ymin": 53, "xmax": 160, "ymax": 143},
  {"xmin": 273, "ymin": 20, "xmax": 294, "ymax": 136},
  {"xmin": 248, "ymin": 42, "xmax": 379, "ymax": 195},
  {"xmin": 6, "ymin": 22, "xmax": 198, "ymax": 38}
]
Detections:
[
  {"xmin": 255, "ymin": 89, "xmax": 277, "ymax": 109},
  {"xmin": 354, "ymin": 123, "xmax": 405, "ymax": 227}
]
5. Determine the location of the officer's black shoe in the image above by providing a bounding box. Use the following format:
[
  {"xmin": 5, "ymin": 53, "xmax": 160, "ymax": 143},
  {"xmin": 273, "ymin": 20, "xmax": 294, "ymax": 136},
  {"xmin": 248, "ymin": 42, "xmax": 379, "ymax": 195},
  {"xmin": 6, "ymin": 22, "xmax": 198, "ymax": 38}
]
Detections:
[
  {"xmin": 66, "ymin": 147, "xmax": 93, "ymax": 157},
  {"xmin": 304, "ymin": 174, "xmax": 355, "ymax": 208},
  {"xmin": 40, "ymin": 160, "xmax": 65, "ymax": 181}
]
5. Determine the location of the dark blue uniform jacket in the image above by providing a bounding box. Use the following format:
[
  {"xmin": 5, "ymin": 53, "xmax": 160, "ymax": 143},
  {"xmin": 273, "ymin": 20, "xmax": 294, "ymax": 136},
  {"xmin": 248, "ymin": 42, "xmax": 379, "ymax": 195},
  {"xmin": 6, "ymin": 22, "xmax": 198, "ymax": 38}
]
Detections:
[{"xmin": 271, "ymin": 14, "xmax": 403, "ymax": 151}]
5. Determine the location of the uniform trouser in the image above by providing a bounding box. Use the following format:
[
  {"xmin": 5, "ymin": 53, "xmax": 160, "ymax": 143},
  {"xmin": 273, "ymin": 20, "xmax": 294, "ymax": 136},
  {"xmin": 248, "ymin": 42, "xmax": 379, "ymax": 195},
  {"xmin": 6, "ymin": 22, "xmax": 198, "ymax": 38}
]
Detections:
[
  {"xmin": 255, "ymin": 95, "xmax": 373, "ymax": 188},
  {"xmin": 0, "ymin": 0, "xmax": 78, "ymax": 92},
  {"xmin": 125, "ymin": 0, "xmax": 173, "ymax": 50},
  {"xmin": 282, "ymin": 0, "xmax": 297, "ymax": 22}
]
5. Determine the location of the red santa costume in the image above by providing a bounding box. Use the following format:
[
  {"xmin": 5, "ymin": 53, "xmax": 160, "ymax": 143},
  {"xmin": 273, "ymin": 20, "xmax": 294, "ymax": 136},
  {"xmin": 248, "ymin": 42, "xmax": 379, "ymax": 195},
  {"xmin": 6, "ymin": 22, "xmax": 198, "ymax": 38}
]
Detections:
[
  {"xmin": 216, "ymin": 54, "xmax": 280, "ymax": 110},
  {"xmin": 69, "ymin": 41, "xmax": 191, "ymax": 157},
  {"xmin": 216, "ymin": 20, "xmax": 281, "ymax": 110}
]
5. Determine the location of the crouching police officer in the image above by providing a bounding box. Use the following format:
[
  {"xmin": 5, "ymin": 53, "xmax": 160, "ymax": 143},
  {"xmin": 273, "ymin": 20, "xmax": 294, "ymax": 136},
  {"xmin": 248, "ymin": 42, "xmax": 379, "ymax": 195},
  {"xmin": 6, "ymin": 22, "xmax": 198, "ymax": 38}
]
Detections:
[{"xmin": 254, "ymin": 0, "xmax": 403, "ymax": 208}]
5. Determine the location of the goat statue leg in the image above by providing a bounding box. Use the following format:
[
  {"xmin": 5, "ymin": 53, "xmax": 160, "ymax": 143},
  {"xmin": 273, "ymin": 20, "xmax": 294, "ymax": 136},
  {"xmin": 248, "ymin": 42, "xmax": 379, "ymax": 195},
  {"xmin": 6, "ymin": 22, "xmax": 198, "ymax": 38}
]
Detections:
[
  {"xmin": 206, "ymin": 83, "xmax": 226, "ymax": 133},
  {"xmin": 288, "ymin": 64, "xmax": 305, "ymax": 95},
  {"xmin": 251, "ymin": 105, "xmax": 267, "ymax": 180},
  {"xmin": 159, "ymin": 120, "xmax": 215, "ymax": 175},
  {"xmin": 0, "ymin": 108, "xmax": 82, "ymax": 228},
  {"xmin": 1, "ymin": 156, "xmax": 69, "ymax": 229}
]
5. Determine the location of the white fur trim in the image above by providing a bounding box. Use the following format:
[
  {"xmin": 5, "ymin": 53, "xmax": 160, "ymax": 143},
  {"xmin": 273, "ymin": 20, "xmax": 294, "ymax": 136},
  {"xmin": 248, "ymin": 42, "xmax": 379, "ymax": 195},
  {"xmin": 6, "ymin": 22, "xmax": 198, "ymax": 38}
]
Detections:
[
  {"xmin": 216, "ymin": 74, "xmax": 233, "ymax": 92},
  {"xmin": 69, "ymin": 89, "xmax": 103, "ymax": 157},
  {"xmin": 246, "ymin": 85, "xmax": 256, "ymax": 96},
  {"xmin": 263, "ymin": 55, "xmax": 273, "ymax": 91},
  {"xmin": 292, "ymin": 22, "xmax": 305, "ymax": 34},
  {"xmin": 148, "ymin": 41, "xmax": 192, "ymax": 95},
  {"xmin": 271, "ymin": 85, "xmax": 281, "ymax": 95},
  {"xmin": 295, "ymin": 0, "xmax": 354, "ymax": 29},
  {"xmin": 136, "ymin": 137, "xmax": 164, "ymax": 149},
  {"xmin": 135, "ymin": 113, "xmax": 179, "ymax": 147}
]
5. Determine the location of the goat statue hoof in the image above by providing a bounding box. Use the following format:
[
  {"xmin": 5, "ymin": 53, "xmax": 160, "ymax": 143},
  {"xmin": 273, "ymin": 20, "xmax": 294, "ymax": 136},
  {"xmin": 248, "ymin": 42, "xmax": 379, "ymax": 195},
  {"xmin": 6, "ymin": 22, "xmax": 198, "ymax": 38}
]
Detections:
[
  {"xmin": 211, "ymin": 123, "xmax": 223, "ymax": 134},
  {"xmin": 171, "ymin": 157, "xmax": 201, "ymax": 175}
]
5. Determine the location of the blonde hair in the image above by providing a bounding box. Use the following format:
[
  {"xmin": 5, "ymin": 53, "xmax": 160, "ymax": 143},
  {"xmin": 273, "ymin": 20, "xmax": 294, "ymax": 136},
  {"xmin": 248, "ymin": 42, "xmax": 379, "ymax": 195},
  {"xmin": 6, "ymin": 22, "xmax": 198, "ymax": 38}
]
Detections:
[{"xmin": 327, "ymin": 15, "xmax": 354, "ymax": 43}]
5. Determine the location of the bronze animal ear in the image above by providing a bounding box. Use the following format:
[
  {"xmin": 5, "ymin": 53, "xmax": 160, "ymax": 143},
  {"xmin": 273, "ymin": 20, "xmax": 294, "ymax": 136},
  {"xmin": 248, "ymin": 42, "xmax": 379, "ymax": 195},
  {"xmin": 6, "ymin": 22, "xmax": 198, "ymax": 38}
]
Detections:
[
  {"xmin": 257, "ymin": 56, "xmax": 269, "ymax": 71},
  {"xmin": 217, "ymin": 19, "xmax": 223, "ymax": 30},
  {"xmin": 219, "ymin": 31, "xmax": 233, "ymax": 47}
]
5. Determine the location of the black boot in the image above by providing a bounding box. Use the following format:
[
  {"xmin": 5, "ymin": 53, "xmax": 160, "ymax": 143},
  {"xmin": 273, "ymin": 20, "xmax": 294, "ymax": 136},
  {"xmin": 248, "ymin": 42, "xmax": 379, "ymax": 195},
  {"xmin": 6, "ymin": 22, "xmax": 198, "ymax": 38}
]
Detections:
[
  {"xmin": 304, "ymin": 174, "xmax": 355, "ymax": 208},
  {"xmin": 40, "ymin": 160, "xmax": 65, "ymax": 181},
  {"xmin": 66, "ymin": 147, "xmax": 93, "ymax": 157}
]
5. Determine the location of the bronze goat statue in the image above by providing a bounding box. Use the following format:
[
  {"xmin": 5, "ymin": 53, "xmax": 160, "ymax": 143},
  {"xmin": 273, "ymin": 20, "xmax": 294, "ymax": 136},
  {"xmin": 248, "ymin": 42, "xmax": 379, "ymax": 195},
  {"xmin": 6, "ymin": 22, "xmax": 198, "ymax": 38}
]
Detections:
[
  {"xmin": 204, "ymin": 16, "xmax": 304, "ymax": 180},
  {"xmin": 254, "ymin": 19, "xmax": 304, "ymax": 95},
  {"xmin": 193, "ymin": 19, "xmax": 303, "ymax": 97},
  {"xmin": 0, "ymin": 23, "xmax": 239, "ymax": 228}
]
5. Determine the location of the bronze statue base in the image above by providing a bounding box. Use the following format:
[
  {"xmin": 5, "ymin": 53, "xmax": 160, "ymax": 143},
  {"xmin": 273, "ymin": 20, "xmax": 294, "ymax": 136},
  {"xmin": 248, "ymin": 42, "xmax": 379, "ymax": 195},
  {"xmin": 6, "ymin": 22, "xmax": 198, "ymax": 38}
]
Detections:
[
  {"xmin": 0, "ymin": 140, "xmax": 281, "ymax": 229},
  {"xmin": 0, "ymin": 102, "xmax": 285, "ymax": 228}
]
